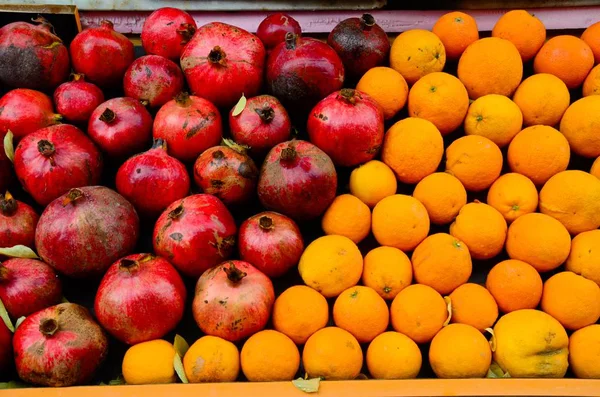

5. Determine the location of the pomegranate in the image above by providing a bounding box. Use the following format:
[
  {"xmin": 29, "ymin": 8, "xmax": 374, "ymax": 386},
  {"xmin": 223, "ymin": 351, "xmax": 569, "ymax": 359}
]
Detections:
[
  {"xmin": 0, "ymin": 320, "xmax": 11, "ymax": 375},
  {"xmin": 94, "ymin": 253, "xmax": 186, "ymax": 345},
  {"xmin": 35, "ymin": 186, "xmax": 139, "ymax": 278},
  {"xmin": 116, "ymin": 138, "xmax": 190, "ymax": 218},
  {"xmin": 258, "ymin": 140, "xmax": 337, "ymax": 221},
  {"xmin": 0, "ymin": 191, "xmax": 39, "ymax": 249},
  {"xmin": 256, "ymin": 13, "xmax": 302, "ymax": 50},
  {"xmin": 0, "ymin": 142, "xmax": 13, "ymax": 192},
  {"xmin": 192, "ymin": 260, "xmax": 274, "ymax": 342},
  {"xmin": 229, "ymin": 94, "xmax": 291, "ymax": 158},
  {"xmin": 180, "ymin": 22, "xmax": 266, "ymax": 108},
  {"xmin": 153, "ymin": 194, "xmax": 236, "ymax": 278},
  {"xmin": 141, "ymin": 7, "xmax": 197, "ymax": 62},
  {"xmin": 13, "ymin": 303, "xmax": 108, "ymax": 387},
  {"xmin": 123, "ymin": 55, "xmax": 184, "ymax": 108},
  {"xmin": 69, "ymin": 20, "xmax": 134, "ymax": 87},
  {"xmin": 53, "ymin": 74, "xmax": 104, "ymax": 124},
  {"xmin": 0, "ymin": 89, "xmax": 62, "ymax": 140},
  {"xmin": 307, "ymin": 89, "xmax": 384, "ymax": 167},
  {"xmin": 88, "ymin": 97, "xmax": 153, "ymax": 158},
  {"xmin": 238, "ymin": 211, "xmax": 304, "ymax": 278},
  {"xmin": 14, "ymin": 124, "xmax": 102, "ymax": 206},
  {"xmin": 153, "ymin": 92, "xmax": 222, "ymax": 163},
  {"xmin": 0, "ymin": 17, "xmax": 70, "ymax": 90},
  {"xmin": 0, "ymin": 258, "xmax": 62, "ymax": 318},
  {"xmin": 327, "ymin": 14, "xmax": 390, "ymax": 80}
]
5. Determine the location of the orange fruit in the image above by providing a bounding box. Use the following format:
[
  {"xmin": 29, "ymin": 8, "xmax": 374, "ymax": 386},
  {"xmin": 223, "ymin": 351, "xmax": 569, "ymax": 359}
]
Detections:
[
  {"xmin": 569, "ymin": 325, "xmax": 600, "ymax": 379},
  {"xmin": 560, "ymin": 96, "xmax": 600, "ymax": 158},
  {"xmin": 432, "ymin": 11, "xmax": 479, "ymax": 61},
  {"xmin": 412, "ymin": 172, "xmax": 467, "ymax": 225},
  {"xmin": 487, "ymin": 173, "xmax": 539, "ymax": 223},
  {"xmin": 533, "ymin": 35, "xmax": 594, "ymax": 89},
  {"xmin": 449, "ymin": 283, "xmax": 499, "ymax": 332},
  {"xmin": 356, "ymin": 67, "xmax": 409, "ymax": 120},
  {"xmin": 349, "ymin": 160, "xmax": 397, "ymax": 208},
  {"xmin": 390, "ymin": 29, "xmax": 446, "ymax": 85},
  {"xmin": 445, "ymin": 135, "xmax": 503, "ymax": 192},
  {"xmin": 512, "ymin": 73, "xmax": 570, "ymax": 127},
  {"xmin": 457, "ymin": 37, "xmax": 523, "ymax": 99},
  {"xmin": 372, "ymin": 194, "xmax": 430, "ymax": 251},
  {"xmin": 321, "ymin": 194, "xmax": 371, "ymax": 244},
  {"xmin": 122, "ymin": 340, "xmax": 177, "ymax": 385},
  {"xmin": 183, "ymin": 336, "xmax": 240, "ymax": 383},
  {"xmin": 566, "ymin": 229, "xmax": 600, "ymax": 287},
  {"xmin": 333, "ymin": 285, "xmax": 390, "ymax": 343},
  {"xmin": 486, "ymin": 259, "xmax": 543, "ymax": 313},
  {"xmin": 390, "ymin": 284, "xmax": 448, "ymax": 344},
  {"xmin": 450, "ymin": 201, "xmax": 507, "ymax": 260},
  {"xmin": 272, "ymin": 285, "xmax": 329, "ymax": 345},
  {"xmin": 505, "ymin": 213, "xmax": 571, "ymax": 273},
  {"xmin": 583, "ymin": 64, "xmax": 600, "ymax": 97},
  {"xmin": 411, "ymin": 233, "xmax": 472, "ymax": 295},
  {"xmin": 366, "ymin": 331, "xmax": 422, "ymax": 379},
  {"xmin": 582, "ymin": 21, "xmax": 600, "ymax": 64},
  {"xmin": 464, "ymin": 94, "xmax": 523, "ymax": 148},
  {"xmin": 362, "ymin": 246, "xmax": 413, "ymax": 300},
  {"xmin": 592, "ymin": 157, "xmax": 600, "ymax": 179},
  {"xmin": 302, "ymin": 327, "xmax": 363, "ymax": 380},
  {"xmin": 539, "ymin": 170, "xmax": 600, "ymax": 235},
  {"xmin": 241, "ymin": 330, "xmax": 300, "ymax": 382},
  {"xmin": 381, "ymin": 117, "xmax": 444, "ymax": 184},
  {"xmin": 407, "ymin": 72, "xmax": 469, "ymax": 135},
  {"xmin": 507, "ymin": 125, "xmax": 570, "ymax": 185},
  {"xmin": 492, "ymin": 10, "xmax": 546, "ymax": 62}
]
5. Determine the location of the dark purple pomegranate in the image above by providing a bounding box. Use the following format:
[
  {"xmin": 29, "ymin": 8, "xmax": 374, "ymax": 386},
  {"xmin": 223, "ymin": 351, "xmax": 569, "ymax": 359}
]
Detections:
[
  {"xmin": 0, "ymin": 191, "xmax": 39, "ymax": 249},
  {"xmin": 123, "ymin": 55, "xmax": 184, "ymax": 108}
]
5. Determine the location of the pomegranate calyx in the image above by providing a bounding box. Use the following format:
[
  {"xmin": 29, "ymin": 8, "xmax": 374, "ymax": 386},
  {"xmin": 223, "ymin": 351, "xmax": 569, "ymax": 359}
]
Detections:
[
  {"xmin": 255, "ymin": 105, "xmax": 275, "ymax": 123},
  {"xmin": 62, "ymin": 188, "xmax": 85, "ymax": 206},
  {"xmin": 99, "ymin": 108, "xmax": 116, "ymax": 123},
  {"xmin": 37, "ymin": 140, "xmax": 57, "ymax": 166},
  {"xmin": 174, "ymin": 92, "xmax": 191, "ymax": 107},
  {"xmin": 177, "ymin": 23, "xmax": 196, "ymax": 44},
  {"xmin": 339, "ymin": 88, "xmax": 359, "ymax": 105},
  {"xmin": 100, "ymin": 20, "xmax": 115, "ymax": 30},
  {"xmin": 119, "ymin": 258, "xmax": 139, "ymax": 273},
  {"xmin": 0, "ymin": 265, "xmax": 9, "ymax": 282},
  {"xmin": 168, "ymin": 203, "xmax": 185, "ymax": 220},
  {"xmin": 361, "ymin": 14, "xmax": 376, "ymax": 28},
  {"xmin": 152, "ymin": 138, "xmax": 168, "ymax": 151},
  {"xmin": 280, "ymin": 146, "xmax": 297, "ymax": 163},
  {"xmin": 0, "ymin": 191, "xmax": 17, "ymax": 216},
  {"xmin": 284, "ymin": 32, "xmax": 298, "ymax": 50},
  {"xmin": 31, "ymin": 16, "xmax": 57, "ymax": 35},
  {"xmin": 259, "ymin": 216, "xmax": 274, "ymax": 231},
  {"xmin": 70, "ymin": 73, "xmax": 85, "ymax": 82},
  {"xmin": 222, "ymin": 138, "xmax": 250, "ymax": 155},
  {"xmin": 39, "ymin": 318, "xmax": 59, "ymax": 337},
  {"xmin": 208, "ymin": 46, "xmax": 227, "ymax": 66},
  {"xmin": 223, "ymin": 262, "xmax": 247, "ymax": 283}
]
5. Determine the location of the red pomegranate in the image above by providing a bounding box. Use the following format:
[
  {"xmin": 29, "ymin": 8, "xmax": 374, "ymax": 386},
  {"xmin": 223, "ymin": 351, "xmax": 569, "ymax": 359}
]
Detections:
[
  {"xmin": 141, "ymin": 7, "xmax": 197, "ymax": 62},
  {"xmin": 0, "ymin": 89, "xmax": 62, "ymax": 140},
  {"xmin": 229, "ymin": 94, "xmax": 291, "ymax": 158},
  {"xmin": 153, "ymin": 92, "xmax": 222, "ymax": 163},
  {"xmin": 0, "ymin": 142, "xmax": 13, "ymax": 193},
  {"xmin": 193, "ymin": 143, "xmax": 258, "ymax": 206},
  {"xmin": 258, "ymin": 140, "xmax": 337, "ymax": 221},
  {"xmin": 0, "ymin": 17, "xmax": 70, "ymax": 90},
  {"xmin": 116, "ymin": 139, "xmax": 190, "ymax": 218},
  {"xmin": 327, "ymin": 14, "xmax": 390, "ymax": 80},
  {"xmin": 180, "ymin": 22, "xmax": 266, "ymax": 108},
  {"xmin": 35, "ymin": 186, "xmax": 139, "ymax": 278},
  {"xmin": 53, "ymin": 74, "xmax": 104, "ymax": 124},
  {"xmin": 14, "ymin": 124, "xmax": 102, "ymax": 206},
  {"xmin": 0, "ymin": 320, "xmax": 11, "ymax": 375},
  {"xmin": 192, "ymin": 260, "xmax": 274, "ymax": 342},
  {"xmin": 256, "ymin": 13, "xmax": 302, "ymax": 50},
  {"xmin": 307, "ymin": 89, "xmax": 384, "ymax": 167},
  {"xmin": 0, "ymin": 258, "xmax": 62, "ymax": 318},
  {"xmin": 13, "ymin": 303, "xmax": 108, "ymax": 387},
  {"xmin": 88, "ymin": 97, "xmax": 153, "ymax": 158},
  {"xmin": 123, "ymin": 55, "xmax": 184, "ymax": 108},
  {"xmin": 238, "ymin": 211, "xmax": 304, "ymax": 278},
  {"xmin": 153, "ymin": 194, "xmax": 236, "ymax": 278},
  {"xmin": 0, "ymin": 191, "xmax": 39, "ymax": 249},
  {"xmin": 69, "ymin": 20, "xmax": 134, "ymax": 87},
  {"xmin": 94, "ymin": 253, "xmax": 186, "ymax": 345}
]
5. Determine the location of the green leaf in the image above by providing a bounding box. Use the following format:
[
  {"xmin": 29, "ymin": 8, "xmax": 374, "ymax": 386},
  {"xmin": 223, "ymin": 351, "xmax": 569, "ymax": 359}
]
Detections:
[
  {"xmin": 292, "ymin": 377, "xmax": 320, "ymax": 393},
  {"xmin": 3, "ymin": 131, "xmax": 14, "ymax": 163},
  {"xmin": 231, "ymin": 94, "xmax": 247, "ymax": 117},
  {"xmin": 487, "ymin": 361, "xmax": 510, "ymax": 378},
  {"xmin": 108, "ymin": 375, "xmax": 125, "ymax": 385},
  {"xmin": 61, "ymin": 296, "xmax": 69, "ymax": 303},
  {"xmin": 0, "ymin": 298, "xmax": 14, "ymax": 332},
  {"xmin": 174, "ymin": 334, "xmax": 189, "ymax": 358},
  {"xmin": 0, "ymin": 381, "xmax": 28, "ymax": 389},
  {"xmin": 15, "ymin": 316, "xmax": 25, "ymax": 329},
  {"xmin": 173, "ymin": 353, "xmax": 189, "ymax": 384},
  {"xmin": 0, "ymin": 245, "xmax": 39, "ymax": 259}
]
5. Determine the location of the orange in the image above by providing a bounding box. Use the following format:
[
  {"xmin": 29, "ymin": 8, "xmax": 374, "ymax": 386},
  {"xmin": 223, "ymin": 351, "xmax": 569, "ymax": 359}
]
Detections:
[
  {"xmin": 569, "ymin": 325, "xmax": 600, "ymax": 379},
  {"xmin": 333, "ymin": 285, "xmax": 390, "ymax": 343},
  {"xmin": 240, "ymin": 330, "xmax": 300, "ymax": 382},
  {"xmin": 302, "ymin": 327, "xmax": 363, "ymax": 380},
  {"xmin": 582, "ymin": 21, "xmax": 600, "ymax": 64},
  {"xmin": 362, "ymin": 246, "xmax": 413, "ymax": 300},
  {"xmin": 272, "ymin": 285, "xmax": 329, "ymax": 345},
  {"xmin": 512, "ymin": 73, "xmax": 570, "ymax": 127},
  {"xmin": 560, "ymin": 96, "xmax": 600, "ymax": 158},
  {"xmin": 356, "ymin": 67, "xmax": 409, "ymax": 120},
  {"xmin": 349, "ymin": 160, "xmax": 397, "ymax": 208},
  {"xmin": 457, "ymin": 37, "xmax": 523, "ymax": 99},
  {"xmin": 321, "ymin": 194, "xmax": 371, "ymax": 244},
  {"xmin": 429, "ymin": 323, "xmax": 492, "ymax": 379},
  {"xmin": 407, "ymin": 72, "xmax": 469, "ymax": 135},
  {"xmin": 592, "ymin": 157, "xmax": 600, "ymax": 178},
  {"xmin": 449, "ymin": 283, "xmax": 499, "ymax": 332},
  {"xmin": 445, "ymin": 135, "xmax": 503, "ymax": 192},
  {"xmin": 533, "ymin": 35, "xmax": 594, "ymax": 89},
  {"xmin": 390, "ymin": 29, "xmax": 446, "ymax": 85},
  {"xmin": 566, "ymin": 230, "xmax": 600, "ymax": 287},
  {"xmin": 372, "ymin": 194, "xmax": 430, "ymax": 251},
  {"xmin": 464, "ymin": 94, "xmax": 523, "ymax": 148},
  {"xmin": 583, "ymin": 64, "xmax": 600, "ymax": 97},
  {"xmin": 450, "ymin": 201, "xmax": 507, "ymax": 260},
  {"xmin": 539, "ymin": 170, "xmax": 600, "ymax": 235},
  {"xmin": 432, "ymin": 11, "xmax": 479, "ymax": 61},
  {"xmin": 505, "ymin": 213, "xmax": 571, "ymax": 273},
  {"xmin": 183, "ymin": 336, "xmax": 240, "ymax": 383},
  {"xmin": 507, "ymin": 125, "xmax": 570, "ymax": 185},
  {"xmin": 122, "ymin": 340, "xmax": 177, "ymax": 385},
  {"xmin": 412, "ymin": 172, "xmax": 467, "ymax": 225},
  {"xmin": 487, "ymin": 173, "xmax": 539, "ymax": 223},
  {"xmin": 486, "ymin": 259, "xmax": 543, "ymax": 313},
  {"xmin": 381, "ymin": 117, "xmax": 444, "ymax": 184},
  {"xmin": 541, "ymin": 271, "xmax": 600, "ymax": 331},
  {"xmin": 366, "ymin": 331, "xmax": 422, "ymax": 379},
  {"xmin": 492, "ymin": 10, "xmax": 546, "ymax": 62}
]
